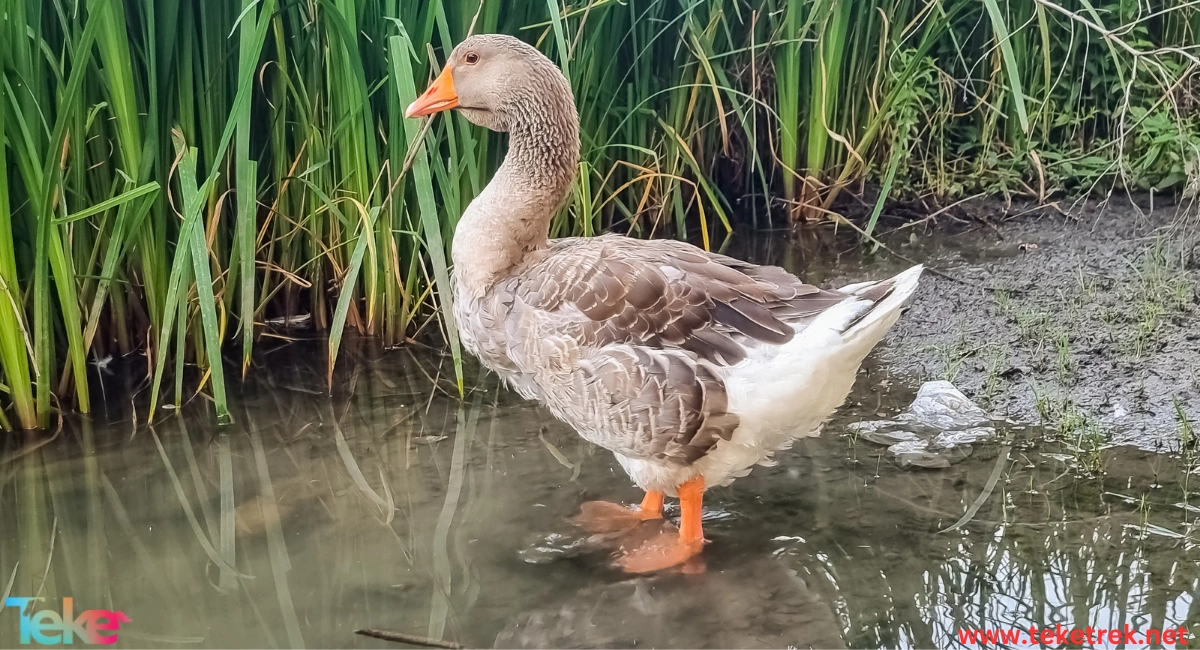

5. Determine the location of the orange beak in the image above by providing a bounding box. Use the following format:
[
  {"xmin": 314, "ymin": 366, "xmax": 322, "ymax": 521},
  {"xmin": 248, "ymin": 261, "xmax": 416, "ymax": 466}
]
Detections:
[{"xmin": 405, "ymin": 65, "xmax": 459, "ymax": 118}]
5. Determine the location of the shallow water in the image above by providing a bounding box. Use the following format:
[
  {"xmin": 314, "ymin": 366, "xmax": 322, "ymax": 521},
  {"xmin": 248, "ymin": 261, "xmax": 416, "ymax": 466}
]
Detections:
[
  {"xmin": 2, "ymin": 232, "xmax": 1198, "ymax": 649},
  {"xmin": 2, "ymin": 344, "xmax": 1196, "ymax": 649}
]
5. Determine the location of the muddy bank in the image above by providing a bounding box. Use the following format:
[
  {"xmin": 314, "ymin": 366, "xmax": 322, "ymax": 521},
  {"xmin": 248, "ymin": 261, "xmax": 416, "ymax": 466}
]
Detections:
[{"xmin": 732, "ymin": 196, "xmax": 1200, "ymax": 451}]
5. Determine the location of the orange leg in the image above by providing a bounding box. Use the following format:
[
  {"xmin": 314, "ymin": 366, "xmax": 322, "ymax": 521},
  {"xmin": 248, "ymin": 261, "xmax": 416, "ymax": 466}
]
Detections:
[
  {"xmin": 676, "ymin": 478, "xmax": 704, "ymax": 545},
  {"xmin": 639, "ymin": 490, "xmax": 665, "ymax": 519},
  {"xmin": 616, "ymin": 476, "xmax": 706, "ymax": 573},
  {"xmin": 572, "ymin": 490, "xmax": 664, "ymax": 533}
]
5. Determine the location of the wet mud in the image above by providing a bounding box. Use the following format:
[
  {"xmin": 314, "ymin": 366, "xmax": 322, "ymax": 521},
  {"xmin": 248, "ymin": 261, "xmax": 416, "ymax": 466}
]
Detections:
[{"xmin": 735, "ymin": 196, "xmax": 1199, "ymax": 450}]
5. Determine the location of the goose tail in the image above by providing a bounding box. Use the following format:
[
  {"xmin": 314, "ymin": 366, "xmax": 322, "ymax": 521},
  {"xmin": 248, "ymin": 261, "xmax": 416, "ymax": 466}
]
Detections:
[{"xmin": 840, "ymin": 264, "xmax": 924, "ymax": 348}]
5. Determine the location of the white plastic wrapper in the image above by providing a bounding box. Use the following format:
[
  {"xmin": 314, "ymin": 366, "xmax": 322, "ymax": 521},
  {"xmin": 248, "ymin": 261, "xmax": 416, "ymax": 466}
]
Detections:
[{"xmin": 848, "ymin": 380, "xmax": 995, "ymax": 468}]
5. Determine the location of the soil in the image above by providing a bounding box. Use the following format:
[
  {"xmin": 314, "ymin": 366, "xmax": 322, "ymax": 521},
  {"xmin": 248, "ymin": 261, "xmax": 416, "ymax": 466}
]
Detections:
[{"xmin": 731, "ymin": 194, "xmax": 1200, "ymax": 450}]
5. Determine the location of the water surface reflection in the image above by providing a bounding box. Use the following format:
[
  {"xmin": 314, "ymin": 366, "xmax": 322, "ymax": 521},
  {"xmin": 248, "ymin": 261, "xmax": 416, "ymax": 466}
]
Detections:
[{"xmin": 1, "ymin": 343, "xmax": 1196, "ymax": 648}]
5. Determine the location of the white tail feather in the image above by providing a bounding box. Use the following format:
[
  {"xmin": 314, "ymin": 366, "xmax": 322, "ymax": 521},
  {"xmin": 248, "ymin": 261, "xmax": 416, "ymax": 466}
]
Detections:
[{"xmin": 842, "ymin": 264, "xmax": 923, "ymax": 344}]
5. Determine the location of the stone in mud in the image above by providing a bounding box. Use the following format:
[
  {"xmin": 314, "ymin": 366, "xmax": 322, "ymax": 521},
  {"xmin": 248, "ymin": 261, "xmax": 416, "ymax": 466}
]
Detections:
[{"xmin": 848, "ymin": 380, "xmax": 995, "ymax": 469}]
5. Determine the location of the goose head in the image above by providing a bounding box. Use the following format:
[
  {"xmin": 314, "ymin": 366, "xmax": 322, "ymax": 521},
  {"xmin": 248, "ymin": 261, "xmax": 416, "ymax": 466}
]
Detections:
[{"xmin": 406, "ymin": 34, "xmax": 576, "ymax": 137}]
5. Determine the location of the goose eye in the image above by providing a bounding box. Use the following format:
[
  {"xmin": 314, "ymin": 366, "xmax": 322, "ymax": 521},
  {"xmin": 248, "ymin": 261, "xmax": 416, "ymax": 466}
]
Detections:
[{"xmin": 464, "ymin": 52, "xmax": 479, "ymax": 65}]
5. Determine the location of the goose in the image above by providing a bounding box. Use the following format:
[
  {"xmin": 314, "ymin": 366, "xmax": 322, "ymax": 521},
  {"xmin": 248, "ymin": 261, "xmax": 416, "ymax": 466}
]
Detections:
[{"xmin": 406, "ymin": 34, "xmax": 923, "ymax": 573}]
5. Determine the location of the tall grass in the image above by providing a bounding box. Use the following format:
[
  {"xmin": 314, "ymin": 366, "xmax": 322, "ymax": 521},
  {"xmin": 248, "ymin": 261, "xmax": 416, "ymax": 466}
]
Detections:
[{"xmin": 1, "ymin": 0, "xmax": 1198, "ymax": 429}]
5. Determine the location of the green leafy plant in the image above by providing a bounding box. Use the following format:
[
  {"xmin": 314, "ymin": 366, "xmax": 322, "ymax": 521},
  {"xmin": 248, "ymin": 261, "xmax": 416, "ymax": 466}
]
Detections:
[{"xmin": 2, "ymin": 0, "xmax": 1198, "ymax": 429}]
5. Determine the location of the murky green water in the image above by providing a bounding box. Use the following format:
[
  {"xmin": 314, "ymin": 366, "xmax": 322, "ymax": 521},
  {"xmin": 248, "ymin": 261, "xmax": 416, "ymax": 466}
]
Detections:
[
  {"xmin": 1, "ymin": 232, "xmax": 1198, "ymax": 648},
  {"xmin": 2, "ymin": 345, "xmax": 1196, "ymax": 649}
]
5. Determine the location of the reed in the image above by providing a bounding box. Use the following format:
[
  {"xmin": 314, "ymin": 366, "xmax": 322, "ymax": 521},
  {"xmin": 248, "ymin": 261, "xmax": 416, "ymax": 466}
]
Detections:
[{"xmin": 1, "ymin": 0, "xmax": 1197, "ymax": 428}]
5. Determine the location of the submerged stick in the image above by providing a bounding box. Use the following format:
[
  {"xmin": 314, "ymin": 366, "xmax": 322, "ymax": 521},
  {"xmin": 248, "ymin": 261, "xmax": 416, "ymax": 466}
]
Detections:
[
  {"xmin": 939, "ymin": 446, "xmax": 1011, "ymax": 533},
  {"xmin": 354, "ymin": 629, "xmax": 465, "ymax": 649}
]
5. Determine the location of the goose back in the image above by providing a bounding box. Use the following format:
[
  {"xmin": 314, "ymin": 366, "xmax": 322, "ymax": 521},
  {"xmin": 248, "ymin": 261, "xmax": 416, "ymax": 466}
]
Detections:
[{"xmin": 454, "ymin": 235, "xmax": 865, "ymax": 465}]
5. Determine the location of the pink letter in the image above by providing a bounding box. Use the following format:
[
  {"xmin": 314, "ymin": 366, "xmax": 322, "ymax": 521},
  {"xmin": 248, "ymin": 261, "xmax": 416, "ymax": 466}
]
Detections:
[{"xmin": 90, "ymin": 610, "xmax": 132, "ymax": 644}]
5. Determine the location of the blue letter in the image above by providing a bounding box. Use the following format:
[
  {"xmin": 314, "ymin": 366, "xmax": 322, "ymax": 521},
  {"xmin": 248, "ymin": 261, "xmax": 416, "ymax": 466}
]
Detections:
[{"xmin": 5, "ymin": 597, "xmax": 37, "ymax": 644}]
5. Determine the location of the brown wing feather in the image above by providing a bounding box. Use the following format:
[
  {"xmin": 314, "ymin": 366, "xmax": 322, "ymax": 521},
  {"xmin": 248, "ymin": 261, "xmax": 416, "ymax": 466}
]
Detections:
[
  {"xmin": 522, "ymin": 235, "xmax": 847, "ymax": 364},
  {"xmin": 568, "ymin": 346, "xmax": 738, "ymax": 463},
  {"xmin": 492, "ymin": 234, "xmax": 851, "ymax": 464}
]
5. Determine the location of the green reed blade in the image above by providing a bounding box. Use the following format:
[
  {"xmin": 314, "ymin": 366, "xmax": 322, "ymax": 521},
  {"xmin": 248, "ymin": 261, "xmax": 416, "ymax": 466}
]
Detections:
[
  {"xmin": 148, "ymin": 135, "xmax": 219, "ymax": 424},
  {"xmin": 776, "ymin": 0, "xmax": 805, "ymax": 202},
  {"xmin": 863, "ymin": 142, "xmax": 904, "ymax": 241},
  {"xmin": 47, "ymin": 221, "xmax": 89, "ymax": 411},
  {"xmin": 326, "ymin": 203, "xmax": 379, "ymax": 386},
  {"xmin": 201, "ymin": 0, "xmax": 279, "ymax": 185},
  {"xmin": 54, "ymin": 182, "xmax": 160, "ymax": 224},
  {"xmin": 174, "ymin": 265, "xmax": 189, "ymax": 407},
  {"xmin": 94, "ymin": 0, "xmax": 142, "ymax": 176},
  {"xmin": 545, "ymin": 0, "xmax": 572, "ymax": 80},
  {"xmin": 32, "ymin": 166, "xmax": 52, "ymax": 427},
  {"xmin": 390, "ymin": 31, "xmax": 464, "ymax": 396},
  {"xmin": 806, "ymin": 0, "xmax": 851, "ymax": 181},
  {"xmin": 0, "ymin": 102, "xmax": 35, "ymax": 429},
  {"xmin": 81, "ymin": 190, "xmax": 157, "ymax": 351},
  {"xmin": 983, "ymin": 0, "xmax": 1029, "ymax": 135},
  {"xmin": 235, "ymin": 161, "xmax": 257, "ymax": 377},
  {"xmin": 185, "ymin": 171, "xmax": 231, "ymax": 424},
  {"xmin": 234, "ymin": 0, "xmax": 261, "ymax": 377},
  {"xmin": 1035, "ymin": 2, "xmax": 1052, "ymax": 139}
]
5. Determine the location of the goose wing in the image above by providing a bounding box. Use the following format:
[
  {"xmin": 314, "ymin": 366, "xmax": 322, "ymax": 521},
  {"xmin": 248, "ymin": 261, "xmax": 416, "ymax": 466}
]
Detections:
[
  {"xmin": 508, "ymin": 234, "xmax": 850, "ymax": 365},
  {"xmin": 486, "ymin": 235, "xmax": 861, "ymax": 464}
]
